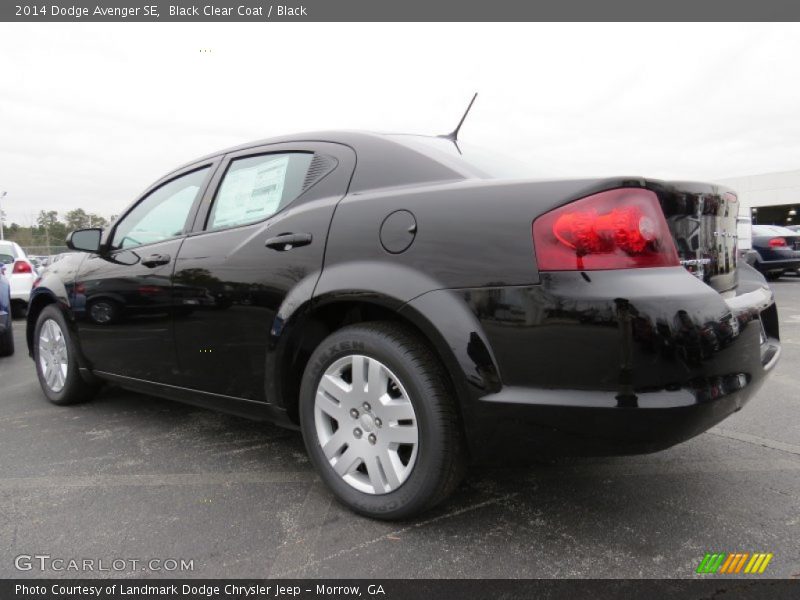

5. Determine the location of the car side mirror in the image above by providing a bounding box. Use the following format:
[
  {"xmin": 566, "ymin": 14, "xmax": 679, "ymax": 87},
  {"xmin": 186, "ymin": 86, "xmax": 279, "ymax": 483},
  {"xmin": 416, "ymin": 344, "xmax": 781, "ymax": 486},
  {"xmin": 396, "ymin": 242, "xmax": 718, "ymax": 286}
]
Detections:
[{"xmin": 66, "ymin": 228, "xmax": 103, "ymax": 253}]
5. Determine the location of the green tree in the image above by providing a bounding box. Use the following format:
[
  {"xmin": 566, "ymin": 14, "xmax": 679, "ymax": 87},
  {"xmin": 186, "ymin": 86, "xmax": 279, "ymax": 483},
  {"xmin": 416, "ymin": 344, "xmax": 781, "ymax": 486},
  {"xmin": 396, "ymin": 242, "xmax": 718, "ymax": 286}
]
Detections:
[
  {"xmin": 36, "ymin": 210, "xmax": 67, "ymax": 248},
  {"xmin": 65, "ymin": 208, "xmax": 89, "ymax": 230},
  {"xmin": 88, "ymin": 213, "xmax": 108, "ymax": 228},
  {"xmin": 36, "ymin": 210, "xmax": 59, "ymax": 230},
  {"xmin": 65, "ymin": 208, "xmax": 109, "ymax": 230}
]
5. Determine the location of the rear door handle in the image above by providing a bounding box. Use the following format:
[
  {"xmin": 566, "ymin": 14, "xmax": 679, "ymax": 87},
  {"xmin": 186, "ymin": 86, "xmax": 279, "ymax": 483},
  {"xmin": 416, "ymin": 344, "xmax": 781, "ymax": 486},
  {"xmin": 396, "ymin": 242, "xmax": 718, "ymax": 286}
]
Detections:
[
  {"xmin": 141, "ymin": 253, "xmax": 171, "ymax": 268},
  {"xmin": 265, "ymin": 233, "xmax": 313, "ymax": 251}
]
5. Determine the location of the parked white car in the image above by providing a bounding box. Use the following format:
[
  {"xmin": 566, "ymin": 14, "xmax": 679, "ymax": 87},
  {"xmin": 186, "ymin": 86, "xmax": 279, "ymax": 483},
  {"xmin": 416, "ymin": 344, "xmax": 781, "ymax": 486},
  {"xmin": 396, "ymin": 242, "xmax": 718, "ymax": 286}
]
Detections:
[{"xmin": 0, "ymin": 241, "xmax": 37, "ymax": 317}]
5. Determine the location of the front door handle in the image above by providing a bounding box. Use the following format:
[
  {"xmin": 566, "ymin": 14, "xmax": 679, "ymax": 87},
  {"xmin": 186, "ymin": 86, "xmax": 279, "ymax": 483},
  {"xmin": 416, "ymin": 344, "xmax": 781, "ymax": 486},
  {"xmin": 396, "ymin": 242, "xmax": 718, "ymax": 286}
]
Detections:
[
  {"xmin": 141, "ymin": 253, "xmax": 171, "ymax": 268},
  {"xmin": 265, "ymin": 233, "xmax": 313, "ymax": 251}
]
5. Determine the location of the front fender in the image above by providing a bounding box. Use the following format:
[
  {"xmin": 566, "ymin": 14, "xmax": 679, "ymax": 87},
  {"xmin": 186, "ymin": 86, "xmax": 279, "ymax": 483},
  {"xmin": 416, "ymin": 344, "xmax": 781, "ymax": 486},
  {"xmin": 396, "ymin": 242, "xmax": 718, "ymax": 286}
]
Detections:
[
  {"xmin": 25, "ymin": 256, "xmax": 85, "ymax": 358},
  {"xmin": 26, "ymin": 280, "xmax": 72, "ymax": 357}
]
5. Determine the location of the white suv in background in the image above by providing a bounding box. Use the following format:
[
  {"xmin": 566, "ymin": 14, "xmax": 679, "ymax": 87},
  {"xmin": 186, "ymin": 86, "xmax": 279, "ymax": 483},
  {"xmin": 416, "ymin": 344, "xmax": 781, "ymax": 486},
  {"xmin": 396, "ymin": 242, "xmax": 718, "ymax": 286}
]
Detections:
[{"xmin": 0, "ymin": 241, "xmax": 37, "ymax": 317}]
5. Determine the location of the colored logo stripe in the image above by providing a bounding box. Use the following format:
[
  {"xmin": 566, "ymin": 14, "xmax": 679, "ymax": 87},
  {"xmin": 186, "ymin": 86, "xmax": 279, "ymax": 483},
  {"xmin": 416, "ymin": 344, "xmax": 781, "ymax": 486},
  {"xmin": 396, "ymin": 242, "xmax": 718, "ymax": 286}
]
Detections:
[
  {"xmin": 697, "ymin": 553, "xmax": 726, "ymax": 573},
  {"xmin": 697, "ymin": 552, "xmax": 773, "ymax": 574},
  {"xmin": 719, "ymin": 553, "xmax": 748, "ymax": 573},
  {"xmin": 744, "ymin": 553, "xmax": 773, "ymax": 574}
]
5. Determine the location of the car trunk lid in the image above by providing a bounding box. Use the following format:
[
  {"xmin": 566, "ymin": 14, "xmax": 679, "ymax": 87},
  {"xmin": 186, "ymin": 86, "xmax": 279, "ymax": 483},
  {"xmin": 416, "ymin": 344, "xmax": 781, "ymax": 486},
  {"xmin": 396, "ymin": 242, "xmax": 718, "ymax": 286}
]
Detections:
[{"xmin": 646, "ymin": 180, "xmax": 739, "ymax": 294}]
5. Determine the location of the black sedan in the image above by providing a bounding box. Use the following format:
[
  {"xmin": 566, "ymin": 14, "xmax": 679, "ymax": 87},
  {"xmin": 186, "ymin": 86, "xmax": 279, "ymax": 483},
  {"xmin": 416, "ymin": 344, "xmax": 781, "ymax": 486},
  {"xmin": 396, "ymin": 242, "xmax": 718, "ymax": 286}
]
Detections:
[
  {"xmin": 27, "ymin": 131, "xmax": 781, "ymax": 519},
  {"xmin": 750, "ymin": 224, "xmax": 800, "ymax": 279}
]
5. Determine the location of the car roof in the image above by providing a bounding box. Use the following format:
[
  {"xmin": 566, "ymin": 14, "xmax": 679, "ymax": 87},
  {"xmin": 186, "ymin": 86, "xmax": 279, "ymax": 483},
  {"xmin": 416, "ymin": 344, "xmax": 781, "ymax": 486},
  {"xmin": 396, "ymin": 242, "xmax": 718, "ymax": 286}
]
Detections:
[
  {"xmin": 174, "ymin": 131, "xmax": 471, "ymax": 193},
  {"xmin": 0, "ymin": 240, "xmax": 21, "ymax": 255},
  {"xmin": 752, "ymin": 224, "xmax": 798, "ymax": 235}
]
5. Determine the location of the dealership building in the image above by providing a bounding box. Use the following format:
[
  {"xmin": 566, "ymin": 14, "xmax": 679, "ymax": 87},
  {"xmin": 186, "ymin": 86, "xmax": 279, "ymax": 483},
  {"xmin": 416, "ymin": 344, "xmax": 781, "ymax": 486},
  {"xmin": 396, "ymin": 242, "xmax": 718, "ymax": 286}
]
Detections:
[{"xmin": 716, "ymin": 169, "xmax": 800, "ymax": 226}]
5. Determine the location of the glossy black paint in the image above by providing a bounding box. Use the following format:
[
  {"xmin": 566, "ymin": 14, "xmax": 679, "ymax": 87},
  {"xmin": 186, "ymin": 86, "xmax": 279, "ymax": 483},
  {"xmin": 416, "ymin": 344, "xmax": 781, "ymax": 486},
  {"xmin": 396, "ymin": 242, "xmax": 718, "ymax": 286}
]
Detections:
[
  {"xmin": 27, "ymin": 131, "xmax": 781, "ymax": 460},
  {"xmin": 647, "ymin": 181, "xmax": 739, "ymax": 292},
  {"xmin": 172, "ymin": 142, "xmax": 355, "ymax": 400}
]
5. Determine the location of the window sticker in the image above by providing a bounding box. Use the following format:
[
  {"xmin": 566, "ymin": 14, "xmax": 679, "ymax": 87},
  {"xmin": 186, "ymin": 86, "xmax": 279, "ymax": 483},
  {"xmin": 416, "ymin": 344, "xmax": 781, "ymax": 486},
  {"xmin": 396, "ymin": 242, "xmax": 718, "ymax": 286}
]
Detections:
[{"xmin": 213, "ymin": 155, "xmax": 289, "ymax": 228}]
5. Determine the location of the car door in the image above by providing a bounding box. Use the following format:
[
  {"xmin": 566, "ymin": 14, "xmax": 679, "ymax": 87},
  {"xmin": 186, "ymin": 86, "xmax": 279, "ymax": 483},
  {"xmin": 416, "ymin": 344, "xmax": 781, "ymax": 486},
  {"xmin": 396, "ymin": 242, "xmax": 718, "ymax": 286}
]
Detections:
[
  {"xmin": 171, "ymin": 142, "xmax": 356, "ymax": 400},
  {"xmin": 74, "ymin": 161, "xmax": 218, "ymax": 382}
]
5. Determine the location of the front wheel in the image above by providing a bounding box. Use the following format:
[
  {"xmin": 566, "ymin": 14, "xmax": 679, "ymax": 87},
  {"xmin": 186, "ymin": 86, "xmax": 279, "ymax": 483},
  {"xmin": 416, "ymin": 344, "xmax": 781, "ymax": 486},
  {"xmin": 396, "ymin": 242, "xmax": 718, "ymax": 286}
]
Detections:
[
  {"xmin": 299, "ymin": 322, "xmax": 466, "ymax": 520},
  {"xmin": 34, "ymin": 305, "xmax": 99, "ymax": 405}
]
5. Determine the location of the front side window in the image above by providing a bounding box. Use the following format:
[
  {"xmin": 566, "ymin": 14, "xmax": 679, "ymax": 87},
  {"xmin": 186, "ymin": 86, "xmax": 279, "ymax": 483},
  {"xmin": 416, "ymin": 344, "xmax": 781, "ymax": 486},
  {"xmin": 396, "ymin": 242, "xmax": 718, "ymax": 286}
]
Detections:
[
  {"xmin": 207, "ymin": 153, "xmax": 313, "ymax": 231},
  {"xmin": 112, "ymin": 167, "xmax": 210, "ymax": 250}
]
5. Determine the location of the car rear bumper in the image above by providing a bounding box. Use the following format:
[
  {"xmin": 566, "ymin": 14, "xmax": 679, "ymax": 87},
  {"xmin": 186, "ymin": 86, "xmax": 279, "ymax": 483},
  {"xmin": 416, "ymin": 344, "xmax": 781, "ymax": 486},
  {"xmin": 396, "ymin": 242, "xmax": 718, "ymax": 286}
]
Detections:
[
  {"xmin": 756, "ymin": 258, "xmax": 800, "ymax": 272},
  {"xmin": 447, "ymin": 267, "xmax": 781, "ymax": 460},
  {"xmin": 10, "ymin": 274, "xmax": 35, "ymax": 303},
  {"xmin": 9, "ymin": 290, "xmax": 31, "ymax": 303},
  {"xmin": 473, "ymin": 343, "xmax": 777, "ymax": 457}
]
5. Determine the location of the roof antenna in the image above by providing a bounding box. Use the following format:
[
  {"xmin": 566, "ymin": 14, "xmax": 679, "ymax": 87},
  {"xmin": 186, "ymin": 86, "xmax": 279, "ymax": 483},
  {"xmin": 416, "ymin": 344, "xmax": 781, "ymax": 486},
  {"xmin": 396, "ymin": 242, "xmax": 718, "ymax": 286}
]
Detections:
[{"xmin": 439, "ymin": 92, "xmax": 478, "ymax": 153}]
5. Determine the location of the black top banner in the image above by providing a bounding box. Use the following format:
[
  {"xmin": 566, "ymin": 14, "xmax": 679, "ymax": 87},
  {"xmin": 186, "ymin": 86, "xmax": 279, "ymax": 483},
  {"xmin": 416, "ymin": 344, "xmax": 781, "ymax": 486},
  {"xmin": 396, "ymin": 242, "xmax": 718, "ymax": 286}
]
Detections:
[{"xmin": 4, "ymin": 0, "xmax": 800, "ymax": 22}]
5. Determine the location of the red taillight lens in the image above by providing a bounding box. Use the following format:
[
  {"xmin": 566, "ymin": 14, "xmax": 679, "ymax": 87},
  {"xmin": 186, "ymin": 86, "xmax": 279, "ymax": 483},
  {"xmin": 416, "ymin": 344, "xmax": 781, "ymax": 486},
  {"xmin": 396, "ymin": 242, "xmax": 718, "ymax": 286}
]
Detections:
[
  {"xmin": 532, "ymin": 188, "xmax": 680, "ymax": 271},
  {"xmin": 138, "ymin": 285, "xmax": 163, "ymax": 295},
  {"xmin": 768, "ymin": 237, "xmax": 787, "ymax": 247},
  {"xmin": 12, "ymin": 261, "xmax": 33, "ymax": 274}
]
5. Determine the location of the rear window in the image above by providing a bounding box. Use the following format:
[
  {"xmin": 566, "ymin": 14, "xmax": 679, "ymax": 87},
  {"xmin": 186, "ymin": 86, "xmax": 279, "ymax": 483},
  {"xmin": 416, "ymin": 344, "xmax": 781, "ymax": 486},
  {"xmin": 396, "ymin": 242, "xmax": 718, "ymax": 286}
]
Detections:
[
  {"xmin": 753, "ymin": 225, "xmax": 797, "ymax": 236},
  {"xmin": 0, "ymin": 243, "xmax": 17, "ymax": 259},
  {"xmin": 389, "ymin": 135, "xmax": 540, "ymax": 179}
]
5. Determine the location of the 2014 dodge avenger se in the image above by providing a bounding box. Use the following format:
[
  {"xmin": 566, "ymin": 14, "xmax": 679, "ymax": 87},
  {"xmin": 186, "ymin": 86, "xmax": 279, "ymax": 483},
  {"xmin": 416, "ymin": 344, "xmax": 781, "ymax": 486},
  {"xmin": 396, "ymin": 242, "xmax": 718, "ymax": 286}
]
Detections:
[{"xmin": 27, "ymin": 130, "xmax": 781, "ymax": 518}]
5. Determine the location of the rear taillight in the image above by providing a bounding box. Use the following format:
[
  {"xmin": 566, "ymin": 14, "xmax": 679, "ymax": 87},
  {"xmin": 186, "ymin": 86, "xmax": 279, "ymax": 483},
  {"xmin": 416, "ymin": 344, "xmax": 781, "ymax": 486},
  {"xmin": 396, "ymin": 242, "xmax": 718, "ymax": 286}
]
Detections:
[
  {"xmin": 138, "ymin": 285, "xmax": 163, "ymax": 295},
  {"xmin": 12, "ymin": 261, "xmax": 33, "ymax": 274},
  {"xmin": 532, "ymin": 188, "xmax": 680, "ymax": 271},
  {"xmin": 768, "ymin": 237, "xmax": 787, "ymax": 247}
]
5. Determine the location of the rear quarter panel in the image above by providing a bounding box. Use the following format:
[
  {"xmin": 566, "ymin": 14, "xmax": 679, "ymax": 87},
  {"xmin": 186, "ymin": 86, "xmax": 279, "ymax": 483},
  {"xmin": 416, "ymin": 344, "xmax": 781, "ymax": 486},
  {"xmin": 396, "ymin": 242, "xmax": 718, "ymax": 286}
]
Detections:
[{"xmin": 318, "ymin": 176, "xmax": 645, "ymax": 296}]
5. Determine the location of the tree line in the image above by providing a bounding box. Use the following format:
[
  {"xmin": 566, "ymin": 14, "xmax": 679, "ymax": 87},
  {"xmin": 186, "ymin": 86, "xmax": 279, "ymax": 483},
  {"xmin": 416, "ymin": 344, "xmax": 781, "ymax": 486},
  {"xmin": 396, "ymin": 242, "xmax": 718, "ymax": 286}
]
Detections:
[{"xmin": 1, "ymin": 209, "xmax": 117, "ymax": 249}]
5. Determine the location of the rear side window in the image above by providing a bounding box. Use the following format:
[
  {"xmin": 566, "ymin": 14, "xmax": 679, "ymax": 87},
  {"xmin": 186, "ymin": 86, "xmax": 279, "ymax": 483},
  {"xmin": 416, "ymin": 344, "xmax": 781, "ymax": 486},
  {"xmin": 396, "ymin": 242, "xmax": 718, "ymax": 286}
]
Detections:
[{"xmin": 207, "ymin": 152, "xmax": 313, "ymax": 231}]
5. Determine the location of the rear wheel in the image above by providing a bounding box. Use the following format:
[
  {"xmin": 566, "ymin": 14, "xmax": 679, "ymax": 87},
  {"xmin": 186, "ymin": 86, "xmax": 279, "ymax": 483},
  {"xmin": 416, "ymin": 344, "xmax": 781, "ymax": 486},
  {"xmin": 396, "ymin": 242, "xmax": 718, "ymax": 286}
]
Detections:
[
  {"xmin": 299, "ymin": 322, "xmax": 466, "ymax": 520},
  {"xmin": 34, "ymin": 305, "xmax": 99, "ymax": 405}
]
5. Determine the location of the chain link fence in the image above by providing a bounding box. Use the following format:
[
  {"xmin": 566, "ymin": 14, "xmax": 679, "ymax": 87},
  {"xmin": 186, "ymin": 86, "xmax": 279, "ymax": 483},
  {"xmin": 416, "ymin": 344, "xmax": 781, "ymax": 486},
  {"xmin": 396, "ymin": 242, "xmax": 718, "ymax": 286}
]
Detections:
[{"xmin": 21, "ymin": 246, "xmax": 70, "ymax": 256}]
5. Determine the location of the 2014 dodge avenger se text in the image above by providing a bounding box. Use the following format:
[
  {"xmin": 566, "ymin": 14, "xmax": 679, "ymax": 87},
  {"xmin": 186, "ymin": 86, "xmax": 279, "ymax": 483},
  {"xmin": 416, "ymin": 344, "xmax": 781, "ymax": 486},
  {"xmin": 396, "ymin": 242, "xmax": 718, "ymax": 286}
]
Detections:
[{"xmin": 27, "ymin": 127, "xmax": 781, "ymax": 519}]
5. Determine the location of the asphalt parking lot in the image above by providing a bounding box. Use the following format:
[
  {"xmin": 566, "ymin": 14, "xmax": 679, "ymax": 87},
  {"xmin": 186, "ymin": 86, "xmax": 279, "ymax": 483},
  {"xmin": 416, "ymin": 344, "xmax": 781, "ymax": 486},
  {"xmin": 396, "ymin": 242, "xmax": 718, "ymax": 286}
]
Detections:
[{"xmin": 1, "ymin": 280, "xmax": 799, "ymax": 580}]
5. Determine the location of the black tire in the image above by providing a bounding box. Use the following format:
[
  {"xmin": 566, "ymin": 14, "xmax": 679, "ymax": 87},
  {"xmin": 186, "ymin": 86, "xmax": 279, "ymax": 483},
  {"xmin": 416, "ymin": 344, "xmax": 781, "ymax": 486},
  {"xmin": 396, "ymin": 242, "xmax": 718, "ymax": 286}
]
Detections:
[
  {"xmin": 299, "ymin": 321, "xmax": 466, "ymax": 520},
  {"xmin": 33, "ymin": 305, "xmax": 100, "ymax": 405},
  {"xmin": 0, "ymin": 316, "xmax": 13, "ymax": 357}
]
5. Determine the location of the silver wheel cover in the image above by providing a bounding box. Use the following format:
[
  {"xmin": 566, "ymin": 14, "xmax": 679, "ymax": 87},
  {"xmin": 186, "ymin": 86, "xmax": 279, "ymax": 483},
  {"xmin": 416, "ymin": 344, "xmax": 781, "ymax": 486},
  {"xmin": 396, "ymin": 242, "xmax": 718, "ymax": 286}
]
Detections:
[
  {"xmin": 38, "ymin": 319, "xmax": 69, "ymax": 393},
  {"xmin": 314, "ymin": 354, "xmax": 419, "ymax": 495}
]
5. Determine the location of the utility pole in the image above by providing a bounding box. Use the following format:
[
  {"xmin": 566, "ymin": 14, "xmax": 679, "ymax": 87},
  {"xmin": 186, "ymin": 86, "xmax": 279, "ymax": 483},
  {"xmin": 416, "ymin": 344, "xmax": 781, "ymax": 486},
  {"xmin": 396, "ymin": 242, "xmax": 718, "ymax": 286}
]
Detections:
[{"xmin": 0, "ymin": 192, "xmax": 6, "ymax": 240}]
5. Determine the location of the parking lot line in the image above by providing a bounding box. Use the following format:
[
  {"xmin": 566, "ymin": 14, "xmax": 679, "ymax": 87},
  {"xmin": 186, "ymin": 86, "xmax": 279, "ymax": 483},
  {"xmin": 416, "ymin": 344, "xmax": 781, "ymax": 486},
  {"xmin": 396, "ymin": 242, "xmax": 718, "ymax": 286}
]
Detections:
[
  {"xmin": 709, "ymin": 427, "xmax": 800, "ymax": 456},
  {"xmin": 0, "ymin": 471, "xmax": 316, "ymax": 491}
]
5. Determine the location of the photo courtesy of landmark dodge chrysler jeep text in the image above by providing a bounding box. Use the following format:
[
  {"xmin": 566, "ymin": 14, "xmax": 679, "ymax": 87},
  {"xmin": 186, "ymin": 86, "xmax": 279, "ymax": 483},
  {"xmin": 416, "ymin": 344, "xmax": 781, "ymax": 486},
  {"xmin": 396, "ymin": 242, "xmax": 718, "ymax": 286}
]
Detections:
[{"xmin": 27, "ymin": 129, "xmax": 781, "ymax": 519}]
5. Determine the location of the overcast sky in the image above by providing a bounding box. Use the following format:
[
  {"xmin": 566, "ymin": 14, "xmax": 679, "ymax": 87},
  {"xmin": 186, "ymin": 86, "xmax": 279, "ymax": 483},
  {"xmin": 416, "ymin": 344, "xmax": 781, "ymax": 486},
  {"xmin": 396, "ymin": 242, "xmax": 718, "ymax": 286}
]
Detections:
[{"xmin": 1, "ymin": 22, "xmax": 800, "ymax": 225}]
